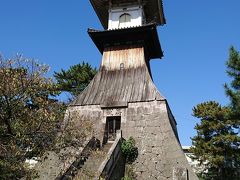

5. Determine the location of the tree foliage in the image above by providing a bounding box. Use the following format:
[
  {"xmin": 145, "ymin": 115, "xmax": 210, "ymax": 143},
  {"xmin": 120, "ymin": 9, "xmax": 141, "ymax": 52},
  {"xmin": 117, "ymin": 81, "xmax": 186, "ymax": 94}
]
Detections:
[
  {"xmin": 225, "ymin": 46, "xmax": 240, "ymax": 119},
  {"xmin": 0, "ymin": 55, "xmax": 65, "ymax": 179},
  {"xmin": 191, "ymin": 47, "xmax": 240, "ymax": 179},
  {"xmin": 54, "ymin": 62, "xmax": 97, "ymax": 99}
]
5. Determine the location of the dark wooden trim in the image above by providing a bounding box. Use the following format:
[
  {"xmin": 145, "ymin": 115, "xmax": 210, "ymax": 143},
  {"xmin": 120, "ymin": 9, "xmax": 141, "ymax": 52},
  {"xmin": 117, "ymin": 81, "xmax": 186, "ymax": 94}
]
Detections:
[
  {"xmin": 100, "ymin": 101, "xmax": 128, "ymax": 108},
  {"xmin": 88, "ymin": 24, "xmax": 163, "ymax": 59}
]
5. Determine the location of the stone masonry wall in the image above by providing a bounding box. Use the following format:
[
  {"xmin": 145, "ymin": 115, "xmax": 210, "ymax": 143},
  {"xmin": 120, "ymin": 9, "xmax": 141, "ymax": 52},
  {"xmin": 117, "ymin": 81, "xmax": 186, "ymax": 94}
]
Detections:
[
  {"xmin": 62, "ymin": 101, "xmax": 198, "ymax": 180},
  {"xmin": 36, "ymin": 100, "xmax": 198, "ymax": 179},
  {"xmin": 64, "ymin": 105, "xmax": 104, "ymax": 141},
  {"xmin": 35, "ymin": 105, "xmax": 104, "ymax": 180},
  {"xmin": 121, "ymin": 100, "xmax": 198, "ymax": 180}
]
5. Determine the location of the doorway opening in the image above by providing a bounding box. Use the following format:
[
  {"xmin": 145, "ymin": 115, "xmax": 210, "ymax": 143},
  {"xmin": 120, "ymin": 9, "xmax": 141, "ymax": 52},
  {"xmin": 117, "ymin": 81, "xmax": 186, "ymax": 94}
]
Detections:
[{"xmin": 104, "ymin": 116, "xmax": 121, "ymax": 143}]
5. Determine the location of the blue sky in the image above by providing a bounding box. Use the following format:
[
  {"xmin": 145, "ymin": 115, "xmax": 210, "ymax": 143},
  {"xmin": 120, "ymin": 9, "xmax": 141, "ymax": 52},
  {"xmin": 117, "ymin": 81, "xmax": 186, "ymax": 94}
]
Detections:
[{"xmin": 0, "ymin": 1, "xmax": 240, "ymax": 145}]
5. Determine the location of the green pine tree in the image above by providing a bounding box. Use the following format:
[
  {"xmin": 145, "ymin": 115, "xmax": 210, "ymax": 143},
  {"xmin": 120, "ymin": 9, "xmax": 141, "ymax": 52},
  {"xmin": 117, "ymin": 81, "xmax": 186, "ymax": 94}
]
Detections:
[
  {"xmin": 54, "ymin": 62, "xmax": 97, "ymax": 99},
  {"xmin": 224, "ymin": 46, "xmax": 240, "ymax": 120},
  {"xmin": 191, "ymin": 47, "xmax": 240, "ymax": 180}
]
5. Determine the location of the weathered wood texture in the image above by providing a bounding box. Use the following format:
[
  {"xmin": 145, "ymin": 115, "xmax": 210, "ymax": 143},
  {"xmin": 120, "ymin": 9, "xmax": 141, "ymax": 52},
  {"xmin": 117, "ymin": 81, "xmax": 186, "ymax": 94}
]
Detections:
[{"xmin": 71, "ymin": 45, "xmax": 164, "ymax": 106}]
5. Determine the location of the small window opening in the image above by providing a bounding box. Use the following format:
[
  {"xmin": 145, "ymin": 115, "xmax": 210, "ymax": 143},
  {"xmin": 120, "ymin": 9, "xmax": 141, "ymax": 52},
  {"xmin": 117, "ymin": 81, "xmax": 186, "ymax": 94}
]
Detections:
[
  {"xmin": 119, "ymin": 13, "xmax": 131, "ymax": 28},
  {"xmin": 120, "ymin": 63, "xmax": 124, "ymax": 70}
]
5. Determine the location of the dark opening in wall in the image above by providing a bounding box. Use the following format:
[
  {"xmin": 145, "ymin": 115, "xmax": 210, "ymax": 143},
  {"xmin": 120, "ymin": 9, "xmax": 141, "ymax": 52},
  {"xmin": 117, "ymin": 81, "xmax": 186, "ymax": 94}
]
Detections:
[{"xmin": 103, "ymin": 116, "xmax": 121, "ymax": 144}]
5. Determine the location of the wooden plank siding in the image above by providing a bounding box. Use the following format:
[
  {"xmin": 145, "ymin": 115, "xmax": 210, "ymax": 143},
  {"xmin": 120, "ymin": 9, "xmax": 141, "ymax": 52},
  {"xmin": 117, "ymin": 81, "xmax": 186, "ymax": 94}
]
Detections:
[{"xmin": 71, "ymin": 45, "xmax": 164, "ymax": 107}]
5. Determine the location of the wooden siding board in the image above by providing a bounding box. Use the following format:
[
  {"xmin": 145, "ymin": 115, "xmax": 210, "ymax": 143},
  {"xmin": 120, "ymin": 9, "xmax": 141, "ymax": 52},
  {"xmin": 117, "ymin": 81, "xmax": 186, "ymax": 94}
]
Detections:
[
  {"xmin": 127, "ymin": 68, "xmax": 135, "ymax": 102},
  {"xmin": 110, "ymin": 48, "xmax": 122, "ymax": 103},
  {"xmin": 129, "ymin": 69, "xmax": 136, "ymax": 102},
  {"xmin": 150, "ymin": 81, "xmax": 157, "ymax": 100},
  {"xmin": 98, "ymin": 70, "xmax": 108, "ymax": 104},
  {"xmin": 72, "ymin": 45, "xmax": 164, "ymax": 106},
  {"xmin": 72, "ymin": 66, "xmax": 164, "ymax": 105},
  {"xmin": 96, "ymin": 52, "xmax": 110, "ymax": 104},
  {"xmin": 107, "ymin": 71, "xmax": 117, "ymax": 104},
  {"xmin": 88, "ymin": 67, "xmax": 102, "ymax": 104},
  {"xmin": 118, "ymin": 70, "xmax": 125, "ymax": 102},
  {"xmin": 140, "ymin": 69, "xmax": 146, "ymax": 101},
  {"xmin": 75, "ymin": 79, "xmax": 92, "ymax": 105},
  {"xmin": 104, "ymin": 71, "xmax": 113, "ymax": 104},
  {"xmin": 132, "ymin": 68, "xmax": 141, "ymax": 101},
  {"xmin": 119, "ymin": 69, "xmax": 127, "ymax": 102},
  {"xmin": 131, "ymin": 50, "xmax": 140, "ymax": 101},
  {"xmin": 137, "ymin": 66, "xmax": 145, "ymax": 101},
  {"xmin": 112, "ymin": 71, "xmax": 122, "ymax": 103},
  {"xmin": 82, "ymin": 72, "xmax": 97, "ymax": 105},
  {"xmin": 145, "ymin": 74, "xmax": 152, "ymax": 100}
]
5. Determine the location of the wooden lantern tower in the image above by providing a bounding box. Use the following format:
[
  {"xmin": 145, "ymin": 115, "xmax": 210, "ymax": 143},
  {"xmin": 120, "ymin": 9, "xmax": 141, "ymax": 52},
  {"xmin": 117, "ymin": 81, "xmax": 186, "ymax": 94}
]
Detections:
[{"xmin": 64, "ymin": 0, "xmax": 198, "ymax": 179}]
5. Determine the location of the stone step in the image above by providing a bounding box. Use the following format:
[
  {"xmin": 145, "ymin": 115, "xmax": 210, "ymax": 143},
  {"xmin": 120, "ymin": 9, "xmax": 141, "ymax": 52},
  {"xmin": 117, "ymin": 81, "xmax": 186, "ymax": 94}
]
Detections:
[
  {"xmin": 73, "ymin": 142, "xmax": 113, "ymax": 180},
  {"xmin": 102, "ymin": 142, "xmax": 113, "ymax": 152}
]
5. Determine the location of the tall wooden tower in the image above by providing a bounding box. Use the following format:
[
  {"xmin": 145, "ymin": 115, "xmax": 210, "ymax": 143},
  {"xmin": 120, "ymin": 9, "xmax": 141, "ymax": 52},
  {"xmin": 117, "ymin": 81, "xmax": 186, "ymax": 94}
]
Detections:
[{"xmin": 65, "ymin": 0, "xmax": 198, "ymax": 179}]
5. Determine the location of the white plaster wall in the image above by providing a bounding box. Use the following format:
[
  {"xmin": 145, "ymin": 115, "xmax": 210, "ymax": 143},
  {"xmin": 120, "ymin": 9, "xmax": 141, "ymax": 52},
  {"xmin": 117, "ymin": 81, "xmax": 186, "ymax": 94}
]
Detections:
[{"xmin": 108, "ymin": 6, "xmax": 143, "ymax": 29}]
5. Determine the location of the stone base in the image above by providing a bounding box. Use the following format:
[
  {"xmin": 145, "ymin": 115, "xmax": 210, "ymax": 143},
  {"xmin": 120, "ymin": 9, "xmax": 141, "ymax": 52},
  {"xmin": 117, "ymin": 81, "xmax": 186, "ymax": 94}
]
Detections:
[{"xmin": 64, "ymin": 100, "xmax": 198, "ymax": 180}]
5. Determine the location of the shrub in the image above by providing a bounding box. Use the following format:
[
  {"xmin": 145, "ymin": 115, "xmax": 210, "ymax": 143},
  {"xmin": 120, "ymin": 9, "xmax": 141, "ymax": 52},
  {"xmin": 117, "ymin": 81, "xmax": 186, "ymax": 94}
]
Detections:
[{"xmin": 121, "ymin": 137, "xmax": 138, "ymax": 164}]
